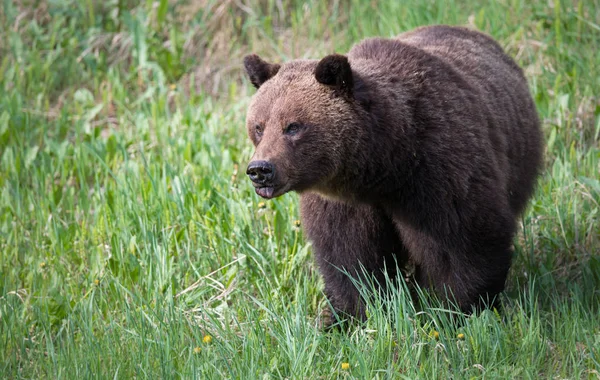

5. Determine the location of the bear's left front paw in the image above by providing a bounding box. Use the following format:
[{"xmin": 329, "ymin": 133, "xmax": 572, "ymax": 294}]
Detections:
[{"xmin": 317, "ymin": 307, "xmax": 335, "ymax": 330}]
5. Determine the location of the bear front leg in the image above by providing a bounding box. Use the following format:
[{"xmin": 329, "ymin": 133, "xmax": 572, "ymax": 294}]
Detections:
[
  {"xmin": 300, "ymin": 193, "xmax": 407, "ymax": 325},
  {"xmin": 396, "ymin": 214, "xmax": 514, "ymax": 314}
]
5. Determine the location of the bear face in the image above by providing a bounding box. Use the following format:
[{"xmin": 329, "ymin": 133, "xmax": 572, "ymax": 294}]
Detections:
[{"xmin": 244, "ymin": 54, "xmax": 367, "ymax": 199}]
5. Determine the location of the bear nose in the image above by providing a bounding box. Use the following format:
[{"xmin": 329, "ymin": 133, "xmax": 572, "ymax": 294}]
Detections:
[{"xmin": 246, "ymin": 160, "xmax": 275, "ymax": 184}]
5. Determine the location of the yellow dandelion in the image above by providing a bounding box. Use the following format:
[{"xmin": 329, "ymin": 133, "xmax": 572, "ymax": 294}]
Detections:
[
  {"xmin": 341, "ymin": 362, "xmax": 350, "ymax": 370},
  {"xmin": 193, "ymin": 346, "xmax": 201, "ymax": 354},
  {"xmin": 39, "ymin": 262, "xmax": 46, "ymax": 269},
  {"xmin": 203, "ymin": 335, "xmax": 212, "ymax": 344},
  {"xmin": 292, "ymin": 219, "xmax": 302, "ymax": 232},
  {"xmin": 457, "ymin": 333, "xmax": 465, "ymax": 340},
  {"xmin": 169, "ymin": 84, "xmax": 177, "ymax": 91},
  {"xmin": 430, "ymin": 330, "xmax": 439, "ymax": 339},
  {"xmin": 258, "ymin": 202, "xmax": 266, "ymax": 209},
  {"xmin": 94, "ymin": 279, "xmax": 100, "ymax": 286}
]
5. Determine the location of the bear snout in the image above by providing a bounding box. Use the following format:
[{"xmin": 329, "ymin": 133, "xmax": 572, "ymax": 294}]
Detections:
[{"xmin": 246, "ymin": 160, "xmax": 275, "ymax": 185}]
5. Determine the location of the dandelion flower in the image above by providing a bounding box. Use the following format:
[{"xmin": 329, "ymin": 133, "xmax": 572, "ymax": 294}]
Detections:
[
  {"xmin": 193, "ymin": 346, "xmax": 201, "ymax": 354},
  {"xmin": 457, "ymin": 333, "xmax": 465, "ymax": 340},
  {"xmin": 203, "ymin": 335, "xmax": 212, "ymax": 344},
  {"xmin": 292, "ymin": 219, "xmax": 301, "ymax": 232},
  {"xmin": 39, "ymin": 262, "xmax": 46, "ymax": 269},
  {"xmin": 257, "ymin": 202, "xmax": 268, "ymax": 216},
  {"xmin": 341, "ymin": 362, "xmax": 350, "ymax": 370},
  {"xmin": 430, "ymin": 330, "xmax": 439, "ymax": 339},
  {"xmin": 94, "ymin": 279, "xmax": 100, "ymax": 286}
]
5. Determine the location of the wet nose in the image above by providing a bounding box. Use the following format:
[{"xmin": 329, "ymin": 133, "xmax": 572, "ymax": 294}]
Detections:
[{"xmin": 246, "ymin": 160, "xmax": 275, "ymax": 184}]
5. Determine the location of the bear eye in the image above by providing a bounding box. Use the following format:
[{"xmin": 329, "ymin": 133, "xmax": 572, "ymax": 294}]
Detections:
[
  {"xmin": 284, "ymin": 122, "xmax": 302, "ymax": 136},
  {"xmin": 255, "ymin": 125, "xmax": 263, "ymax": 137}
]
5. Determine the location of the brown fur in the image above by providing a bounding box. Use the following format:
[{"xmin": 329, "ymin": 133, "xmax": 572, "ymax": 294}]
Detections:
[{"xmin": 243, "ymin": 25, "xmax": 543, "ymax": 322}]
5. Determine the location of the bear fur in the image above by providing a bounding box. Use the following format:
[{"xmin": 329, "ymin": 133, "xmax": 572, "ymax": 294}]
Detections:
[{"xmin": 243, "ymin": 25, "xmax": 543, "ymax": 321}]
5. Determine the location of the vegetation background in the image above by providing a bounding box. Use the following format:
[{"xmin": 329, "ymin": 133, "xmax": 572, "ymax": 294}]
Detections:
[{"xmin": 1, "ymin": 0, "xmax": 599, "ymax": 378}]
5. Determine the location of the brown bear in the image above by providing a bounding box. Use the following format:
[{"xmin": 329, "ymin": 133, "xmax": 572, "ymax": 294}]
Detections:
[{"xmin": 242, "ymin": 25, "xmax": 543, "ymax": 323}]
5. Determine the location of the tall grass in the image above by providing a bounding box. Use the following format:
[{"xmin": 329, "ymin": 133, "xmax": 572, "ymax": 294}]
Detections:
[{"xmin": 1, "ymin": 0, "xmax": 599, "ymax": 377}]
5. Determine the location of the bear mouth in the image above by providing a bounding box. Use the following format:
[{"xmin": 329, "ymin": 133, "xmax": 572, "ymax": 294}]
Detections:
[
  {"xmin": 255, "ymin": 186, "xmax": 275, "ymax": 199},
  {"xmin": 254, "ymin": 184, "xmax": 290, "ymax": 199}
]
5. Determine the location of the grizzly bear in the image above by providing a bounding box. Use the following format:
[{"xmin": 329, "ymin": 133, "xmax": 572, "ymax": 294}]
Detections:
[{"xmin": 242, "ymin": 25, "xmax": 543, "ymax": 322}]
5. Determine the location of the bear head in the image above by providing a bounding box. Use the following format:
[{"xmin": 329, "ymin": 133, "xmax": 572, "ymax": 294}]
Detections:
[{"xmin": 243, "ymin": 53, "xmax": 365, "ymax": 199}]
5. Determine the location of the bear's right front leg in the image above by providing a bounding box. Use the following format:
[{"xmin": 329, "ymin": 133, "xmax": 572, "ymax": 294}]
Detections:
[{"xmin": 300, "ymin": 193, "xmax": 407, "ymax": 324}]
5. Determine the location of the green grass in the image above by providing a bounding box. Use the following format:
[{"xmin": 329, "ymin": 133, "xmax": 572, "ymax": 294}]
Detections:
[{"xmin": 1, "ymin": 0, "xmax": 599, "ymax": 378}]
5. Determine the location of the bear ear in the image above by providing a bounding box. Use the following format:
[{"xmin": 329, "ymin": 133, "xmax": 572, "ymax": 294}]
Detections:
[
  {"xmin": 314, "ymin": 54, "xmax": 353, "ymax": 97},
  {"xmin": 243, "ymin": 54, "xmax": 281, "ymax": 89}
]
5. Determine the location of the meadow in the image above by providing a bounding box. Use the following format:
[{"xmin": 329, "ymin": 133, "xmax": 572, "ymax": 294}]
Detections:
[{"xmin": 1, "ymin": 0, "xmax": 599, "ymax": 378}]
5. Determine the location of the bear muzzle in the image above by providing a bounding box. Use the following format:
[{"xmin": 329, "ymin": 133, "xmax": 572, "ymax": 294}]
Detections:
[
  {"xmin": 246, "ymin": 160, "xmax": 275, "ymax": 183},
  {"xmin": 247, "ymin": 160, "xmax": 278, "ymax": 199}
]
